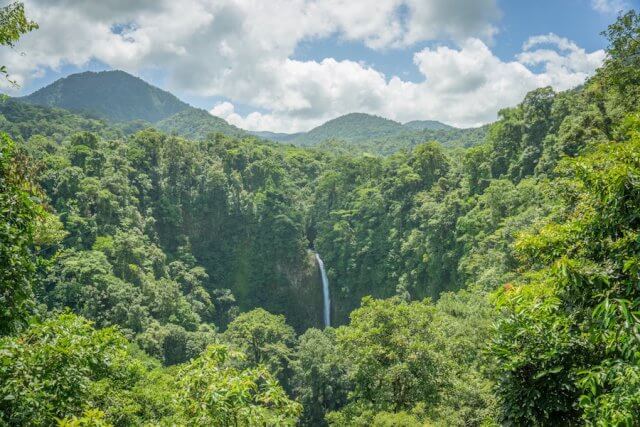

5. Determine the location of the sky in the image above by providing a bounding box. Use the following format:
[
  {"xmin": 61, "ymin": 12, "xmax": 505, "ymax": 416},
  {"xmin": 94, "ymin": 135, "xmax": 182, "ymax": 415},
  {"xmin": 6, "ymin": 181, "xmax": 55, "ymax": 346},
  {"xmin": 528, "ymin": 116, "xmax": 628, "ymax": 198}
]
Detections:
[{"xmin": 1, "ymin": 0, "xmax": 638, "ymax": 133}]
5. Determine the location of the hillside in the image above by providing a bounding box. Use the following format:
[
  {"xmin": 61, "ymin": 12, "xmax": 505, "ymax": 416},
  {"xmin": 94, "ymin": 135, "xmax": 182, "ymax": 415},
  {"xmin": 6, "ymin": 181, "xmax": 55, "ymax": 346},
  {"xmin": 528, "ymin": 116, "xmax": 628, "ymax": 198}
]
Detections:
[
  {"xmin": 344, "ymin": 124, "xmax": 489, "ymax": 155},
  {"xmin": 249, "ymin": 130, "xmax": 303, "ymax": 142},
  {"xmin": 284, "ymin": 112, "xmax": 486, "ymax": 154},
  {"xmin": 291, "ymin": 112, "xmax": 404, "ymax": 146},
  {"xmin": 0, "ymin": 97, "xmax": 120, "ymax": 142},
  {"xmin": 21, "ymin": 70, "xmax": 190, "ymax": 122},
  {"xmin": 19, "ymin": 72, "xmax": 483, "ymax": 154},
  {"xmin": 403, "ymin": 120, "xmax": 454, "ymax": 131},
  {"xmin": 155, "ymin": 108, "xmax": 247, "ymax": 139}
]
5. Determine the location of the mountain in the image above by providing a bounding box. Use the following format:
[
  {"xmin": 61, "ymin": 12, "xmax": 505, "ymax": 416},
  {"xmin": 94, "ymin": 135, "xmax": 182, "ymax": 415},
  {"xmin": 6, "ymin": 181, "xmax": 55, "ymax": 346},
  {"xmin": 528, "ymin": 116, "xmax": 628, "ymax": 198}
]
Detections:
[
  {"xmin": 155, "ymin": 108, "xmax": 247, "ymax": 140},
  {"xmin": 249, "ymin": 130, "xmax": 303, "ymax": 142},
  {"xmin": 21, "ymin": 70, "xmax": 190, "ymax": 122},
  {"xmin": 285, "ymin": 112, "xmax": 486, "ymax": 155},
  {"xmin": 291, "ymin": 113, "xmax": 405, "ymax": 146},
  {"xmin": 19, "ymin": 70, "xmax": 250, "ymax": 140},
  {"xmin": 0, "ymin": 97, "xmax": 118, "ymax": 142},
  {"xmin": 403, "ymin": 120, "xmax": 454, "ymax": 131},
  {"xmin": 18, "ymin": 71, "xmax": 484, "ymax": 152}
]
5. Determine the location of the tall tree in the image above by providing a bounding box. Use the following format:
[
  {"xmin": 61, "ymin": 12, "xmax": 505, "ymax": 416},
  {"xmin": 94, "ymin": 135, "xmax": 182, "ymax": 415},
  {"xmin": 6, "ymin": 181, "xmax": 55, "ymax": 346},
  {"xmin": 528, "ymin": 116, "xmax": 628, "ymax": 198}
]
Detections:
[
  {"xmin": 0, "ymin": 1, "xmax": 38, "ymax": 85},
  {"xmin": 0, "ymin": 134, "xmax": 41, "ymax": 334}
]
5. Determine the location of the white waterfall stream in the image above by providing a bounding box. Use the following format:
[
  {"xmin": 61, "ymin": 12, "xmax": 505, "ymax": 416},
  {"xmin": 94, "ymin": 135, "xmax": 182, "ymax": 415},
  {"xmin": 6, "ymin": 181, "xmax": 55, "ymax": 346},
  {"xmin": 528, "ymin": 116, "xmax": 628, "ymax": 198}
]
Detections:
[{"xmin": 315, "ymin": 253, "xmax": 331, "ymax": 328}]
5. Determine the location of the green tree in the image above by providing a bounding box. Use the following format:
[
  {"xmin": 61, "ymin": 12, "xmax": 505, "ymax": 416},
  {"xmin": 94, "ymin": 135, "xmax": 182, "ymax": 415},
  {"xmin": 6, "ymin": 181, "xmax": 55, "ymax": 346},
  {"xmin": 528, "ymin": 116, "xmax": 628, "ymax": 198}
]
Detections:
[
  {"xmin": 176, "ymin": 344, "xmax": 301, "ymax": 426},
  {"xmin": 492, "ymin": 119, "xmax": 640, "ymax": 424},
  {"xmin": 0, "ymin": 1, "xmax": 38, "ymax": 84},
  {"xmin": 333, "ymin": 297, "xmax": 442, "ymax": 422},
  {"xmin": 0, "ymin": 134, "xmax": 42, "ymax": 334},
  {"xmin": 429, "ymin": 290, "xmax": 497, "ymax": 425},
  {"xmin": 0, "ymin": 314, "xmax": 145, "ymax": 426},
  {"xmin": 600, "ymin": 10, "xmax": 640, "ymax": 112},
  {"xmin": 223, "ymin": 308, "xmax": 296, "ymax": 387},
  {"xmin": 291, "ymin": 328, "xmax": 350, "ymax": 425}
]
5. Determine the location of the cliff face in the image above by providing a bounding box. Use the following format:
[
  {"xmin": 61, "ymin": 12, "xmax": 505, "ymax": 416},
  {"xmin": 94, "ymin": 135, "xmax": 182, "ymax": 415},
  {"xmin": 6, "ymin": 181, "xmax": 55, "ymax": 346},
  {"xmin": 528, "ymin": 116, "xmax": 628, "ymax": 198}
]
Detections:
[
  {"xmin": 276, "ymin": 251, "xmax": 325, "ymax": 332},
  {"xmin": 211, "ymin": 246, "xmax": 325, "ymax": 333}
]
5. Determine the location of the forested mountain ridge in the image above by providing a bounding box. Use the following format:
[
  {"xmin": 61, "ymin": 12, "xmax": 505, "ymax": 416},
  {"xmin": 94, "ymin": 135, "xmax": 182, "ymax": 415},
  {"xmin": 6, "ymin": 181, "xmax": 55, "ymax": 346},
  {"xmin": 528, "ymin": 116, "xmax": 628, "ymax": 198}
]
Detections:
[
  {"xmin": 249, "ymin": 129, "xmax": 305, "ymax": 142},
  {"xmin": 154, "ymin": 107, "xmax": 248, "ymax": 139},
  {"xmin": 3, "ymin": 4, "xmax": 640, "ymax": 426},
  {"xmin": 291, "ymin": 112, "xmax": 405, "ymax": 145},
  {"xmin": 286, "ymin": 112, "xmax": 485, "ymax": 153},
  {"xmin": 18, "ymin": 71, "xmax": 480, "ymax": 154},
  {"xmin": 0, "ymin": 97, "xmax": 119, "ymax": 142},
  {"xmin": 403, "ymin": 119, "xmax": 454, "ymax": 131},
  {"xmin": 21, "ymin": 70, "xmax": 191, "ymax": 122},
  {"xmin": 307, "ymin": 121, "xmax": 489, "ymax": 155},
  {"xmin": 19, "ymin": 70, "xmax": 251, "ymax": 141}
]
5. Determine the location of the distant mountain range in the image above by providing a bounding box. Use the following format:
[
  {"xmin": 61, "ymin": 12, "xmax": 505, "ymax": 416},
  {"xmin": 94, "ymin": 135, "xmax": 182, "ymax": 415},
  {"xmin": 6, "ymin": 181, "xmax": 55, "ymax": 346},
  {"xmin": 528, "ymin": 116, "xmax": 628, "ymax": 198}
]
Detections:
[
  {"xmin": 403, "ymin": 120, "xmax": 455, "ymax": 131},
  {"xmin": 155, "ymin": 108, "xmax": 246, "ymax": 139},
  {"xmin": 281, "ymin": 113, "xmax": 478, "ymax": 153},
  {"xmin": 14, "ymin": 70, "xmax": 487, "ymax": 154},
  {"xmin": 290, "ymin": 113, "xmax": 408, "ymax": 146},
  {"xmin": 251, "ymin": 114, "xmax": 464, "ymax": 148},
  {"xmin": 248, "ymin": 130, "xmax": 304, "ymax": 142}
]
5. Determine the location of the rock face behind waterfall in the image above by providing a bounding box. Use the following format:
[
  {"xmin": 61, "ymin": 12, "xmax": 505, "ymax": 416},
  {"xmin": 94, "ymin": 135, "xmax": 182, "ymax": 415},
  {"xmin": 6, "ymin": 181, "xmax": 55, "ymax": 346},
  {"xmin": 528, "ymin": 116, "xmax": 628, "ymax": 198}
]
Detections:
[{"xmin": 273, "ymin": 251, "xmax": 325, "ymax": 332}]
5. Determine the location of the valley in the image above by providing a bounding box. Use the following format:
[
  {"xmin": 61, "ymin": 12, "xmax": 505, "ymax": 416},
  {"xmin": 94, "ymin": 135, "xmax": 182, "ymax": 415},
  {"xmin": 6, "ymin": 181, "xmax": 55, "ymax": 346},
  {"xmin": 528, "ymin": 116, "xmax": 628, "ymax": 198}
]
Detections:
[{"xmin": 2, "ymin": 3, "xmax": 640, "ymax": 426}]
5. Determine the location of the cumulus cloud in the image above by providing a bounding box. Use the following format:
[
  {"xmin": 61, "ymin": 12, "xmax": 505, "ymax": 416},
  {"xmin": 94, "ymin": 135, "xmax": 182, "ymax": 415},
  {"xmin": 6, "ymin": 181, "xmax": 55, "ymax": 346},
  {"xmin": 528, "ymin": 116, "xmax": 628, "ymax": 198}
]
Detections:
[
  {"xmin": 5, "ymin": 0, "xmax": 499, "ymax": 89},
  {"xmin": 211, "ymin": 101, "xmax": 310, "ymax": 132},
  {"xmin": 517, "ymin": 34, "xmax": 605, "ymax": 87},
  {"xmin": 216, "ymin": 36, "xmax": 604, "ymax": 132},
  {"xmin": 1, "ymin": 0, "xmax": 605, "ymax": 132}
]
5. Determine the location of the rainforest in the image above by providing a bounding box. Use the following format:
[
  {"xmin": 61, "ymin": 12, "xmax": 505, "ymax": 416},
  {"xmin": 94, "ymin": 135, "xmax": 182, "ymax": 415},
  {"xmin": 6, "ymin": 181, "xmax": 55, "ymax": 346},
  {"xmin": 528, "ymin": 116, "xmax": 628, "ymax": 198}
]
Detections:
[{"xmin": 2, "ymin": 1, "xmax": 640, "ymax": 426}]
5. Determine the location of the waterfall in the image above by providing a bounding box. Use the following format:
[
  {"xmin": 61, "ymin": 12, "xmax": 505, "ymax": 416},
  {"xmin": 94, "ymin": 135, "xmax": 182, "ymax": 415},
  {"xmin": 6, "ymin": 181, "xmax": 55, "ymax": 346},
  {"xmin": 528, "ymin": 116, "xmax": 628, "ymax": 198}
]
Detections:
[{"xmin": 315, "ymin": 253, "xmax": 331, "ymax": 328}]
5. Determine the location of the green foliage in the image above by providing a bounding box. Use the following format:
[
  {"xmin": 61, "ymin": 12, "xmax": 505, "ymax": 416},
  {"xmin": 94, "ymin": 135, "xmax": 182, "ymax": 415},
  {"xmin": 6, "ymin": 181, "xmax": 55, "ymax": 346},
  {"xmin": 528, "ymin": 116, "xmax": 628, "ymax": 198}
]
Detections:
[
  {"xmin": 0, "ymin": 133, "xmax": 42, "ymax": 335},
  {"xmin": 291, "ymin": 328, "xmax": 350, "ymax": 425},
  {"xmin": 176, "ymin": 344, "xmax": 302, "ymax": 426},
  {"xmin": 429, "ymin": 290, "xmax": 497, "ymax": 425},
  {"xmin": 0, "ymin": 98, "xmax": 118, "ymax": 143},
  {"xmin": 403, "ymin": 120, "xmax": 454, "ymax": 131},
  {"xmin": 223, "ymin": 308, "xmax": 296, "ymax": 387},
  {"xmin": 58, "ymin": 409, "xmax": 111, "ymax": 427},
  {"xmin": 0, "ymin": 314, "xmax": 143, "ymax": 426},
  {"xmin": 2, "ymin": 9, "xmax": 640, "ymax": 427},
  {"xmin": 292, "ymin": 113, "xmax": 406, "ymax": 146},
  {"xmin": 370, "ymin": 411, "xmax": 423, "ymax": 427},
  {"xmin": 488, "ymin": 13, "xmax": 640, "ymax": 425},
  {"xmin": 22, "ymin": 125, "xmax": 324, "ymax": 360},
  {"xmin": 311, "ymin": 141, "xmax": 455, "ymax": 321},
  {"xmin": 21, "ymin": 70, "xmax": 191, "ymax": 123},
  {"xmin": 491, "ymin": 279, "xmax": 586, "ymax": 424},
  {"xmin": 0, "ymin": 314, "xmax": 298, "ymax": 426},
  {"xmin": 0, "ymin": 1, "xmax": 38, "ymax": 85},
  {"xmin": 290, "ymin": 112, "xmax": 487, "ymax": 155},
  {"xmin": 155, "ymin": 107, "xmax": 247, "ymax": 140},
  {"xmin": 327, "ymin": 293, "xmax": 496, "ymax": 426},
  {"xmin": 492, "ymin": 123, "xmax": 640, "ymax": 424},
  {"xmin": 333, "ymin": 297, "xmax": 440, "ymax": 421},
  {"xmin": 599, "ymin": 10, "xmax": 640, "ymax": 113}
]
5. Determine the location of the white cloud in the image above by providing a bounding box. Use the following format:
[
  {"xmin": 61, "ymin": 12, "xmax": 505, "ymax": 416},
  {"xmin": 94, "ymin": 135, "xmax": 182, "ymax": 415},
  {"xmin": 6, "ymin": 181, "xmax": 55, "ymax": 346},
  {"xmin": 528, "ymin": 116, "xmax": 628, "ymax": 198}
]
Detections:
[
  {"xmin": 591, "ymin": 0, "xmax": 629, "ymax": 14},
  {"xmin": 1, "ymin": 1, "xmax": 605, "ymax": 132},
  {"xmin": 211, "ymin": 102, "xmax": 309, "ymax": 133},
  {"xmin": 210, "ymin": 101, "xmax": 236, "ymax": 118},
  {"xmin": 517, "ymin": 34, "xmax": 605, "ymax": 88},
  {"xmin": 213, "ymin": 35, "xmax": 604, "ymax": 132}
]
